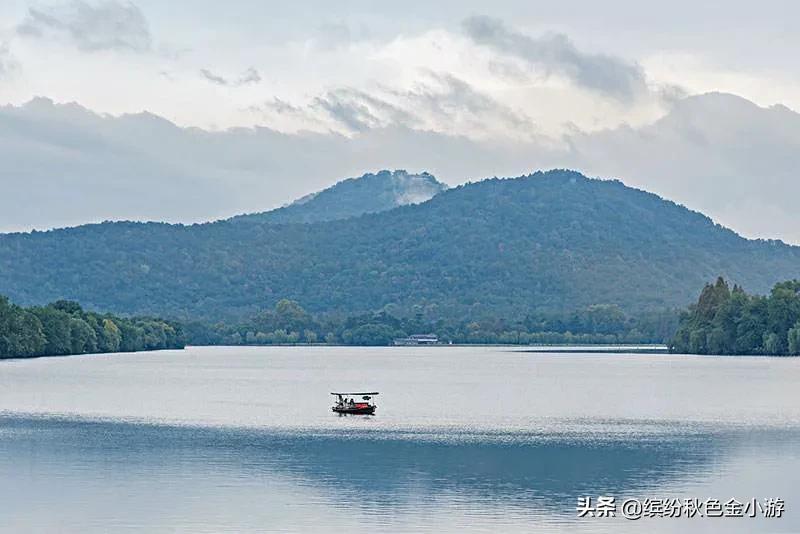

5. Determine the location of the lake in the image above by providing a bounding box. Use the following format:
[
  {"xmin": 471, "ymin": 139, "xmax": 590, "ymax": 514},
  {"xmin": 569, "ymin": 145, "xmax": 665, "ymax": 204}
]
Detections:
[{"xmin": 1, "ymin": 345, "xmax": 799, "ymax": 532}]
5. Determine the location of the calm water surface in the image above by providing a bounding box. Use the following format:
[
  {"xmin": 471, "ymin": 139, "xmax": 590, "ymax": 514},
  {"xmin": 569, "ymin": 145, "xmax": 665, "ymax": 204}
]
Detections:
[{"xmin": 1, "ymin": 346, "xmax": 799, "ymax": 532}]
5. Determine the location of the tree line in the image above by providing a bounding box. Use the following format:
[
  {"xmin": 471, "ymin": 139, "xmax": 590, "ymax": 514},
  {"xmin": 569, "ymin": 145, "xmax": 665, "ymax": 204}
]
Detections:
[
  {"xmin": 670, "ymin": 277, "xmax": 800, "ymax": 355},
  {"xmin": 185, "ymin": 299, "xmax": 678, "ymax": 347},
  {"xmin": 0, "ymin": 295, "xmax": 185, "ymax": 359}
]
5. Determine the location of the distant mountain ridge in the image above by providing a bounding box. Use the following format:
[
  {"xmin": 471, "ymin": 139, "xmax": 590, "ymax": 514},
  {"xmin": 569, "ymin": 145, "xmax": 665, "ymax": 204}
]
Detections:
[
  {"xmin": 0, "ymin": 169, "xmax": 798, "ymax": 321},
  {"xmin": 229, "ymin": 170, "xmax": 448, "ymax": 224},
  {"xmin": 4, "ymin": 93, "xmax": 800, "ymax": 242}
]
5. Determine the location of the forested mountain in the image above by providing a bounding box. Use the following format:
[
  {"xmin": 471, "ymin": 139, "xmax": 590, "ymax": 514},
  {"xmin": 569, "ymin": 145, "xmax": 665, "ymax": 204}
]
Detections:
[
  {"xmin": 1, "ymin": 169, "xmax": 799, "ymax": 322},
  {"xmin": 229, "ymin": 170, "xmax": 448, "ymax": 224}
]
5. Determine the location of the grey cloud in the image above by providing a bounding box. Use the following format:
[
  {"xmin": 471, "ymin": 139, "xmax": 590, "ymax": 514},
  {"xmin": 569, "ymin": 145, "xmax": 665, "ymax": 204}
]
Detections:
[
  {"xmin": 306, "ymin": 74, "xmax": 533, "ymax": 136},
  {"xmin": 0, "ymin": 96, "xmax": 545, "ymax": 233},
  {"xmin": 238, "ymin": 67, "xmax": 261, "ymax": 85},
  {"xmin": 263, "ymin": 97, "xmax": 304, "ymax": 115},
  {"xmin": 245, "ymin": 97, "xmax": 328, "ymax": 131},
  {"xmin": 2, "ymin": 93, "xmax": 800, "ymax": 245},
  {"xmin": 17, "ymin": 1, "xmax": 152, "ymax": 53},
  {"xmin": 312, "ymin": 87, "xmax": 419, "ymax": 132},
  {"xmin": 404, "ymin": 72, "xmax": 536, "ymax": 133},
  {"xmin": 200, "ymin": 67, "xmax": 262, "ymax": 87},
  {"xmin": 565, "ymin": 92, "xmax": 800, "ymax": 242},
  {"xmin": 199, "ymin": 69, "xmax": 228, "ymax": 86},
  {"xmin": 657, "ymin": 83, "xmax": 691, "ymax": 104},
  {"xmin": 313, "ymin": 90, "xmax": 380, "ymax": 132},
  {"xmin": 463, "ymin": 15, "xmax": 647, "ymax": 103}
]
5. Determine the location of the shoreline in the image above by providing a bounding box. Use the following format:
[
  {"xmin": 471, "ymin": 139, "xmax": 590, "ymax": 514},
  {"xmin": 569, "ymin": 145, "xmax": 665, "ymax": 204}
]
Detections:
[
  {"xmin": 9, "ymin": 344, "xmax": 800, "ymax": 361},
  {"xmin": 0, "ymin": 346, "xmax": 186, "ymax": 362}
]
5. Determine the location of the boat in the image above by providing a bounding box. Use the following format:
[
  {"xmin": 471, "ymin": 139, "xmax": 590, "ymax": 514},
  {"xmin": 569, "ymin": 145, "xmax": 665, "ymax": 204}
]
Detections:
[{"xmin": 331, "ymin": 392, "xmax": 379, "ymax": 415}]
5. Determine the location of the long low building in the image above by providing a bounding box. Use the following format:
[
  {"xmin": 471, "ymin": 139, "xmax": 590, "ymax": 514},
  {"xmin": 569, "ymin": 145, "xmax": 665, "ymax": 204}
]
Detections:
[{"xmin": 393, "ymin": 334, "xmax": 440, "ymax": 346}]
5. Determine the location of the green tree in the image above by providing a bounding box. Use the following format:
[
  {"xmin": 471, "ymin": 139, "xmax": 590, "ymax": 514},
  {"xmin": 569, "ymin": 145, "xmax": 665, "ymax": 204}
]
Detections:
[
  {"xmin": 788, "ymin": 321, "xmax": 800, "ymax": 355},
  {"xmin": 102, "ymin": 319, "xmax": 122, "ymax": 352},
  {"xmin": 304, "ymin": 329, "xmax": 318, "ymax": 344},
  {"xmin": 32, "ymin": 307, "xmax": 73, "ymax": 356},
  {"xmin": 1, "ymin": 294, "xmax": 184, "ymax": 358},
  {"xmin": 763, "ymin": 332, "xmax": 782, "ymax": 355},
  {"xmin": 0, "ymin": 297, "xmax": 47, "ymax": 357},
  {"xmin": 69, "ymin": 317, "xmax": 97, "ymax": 354},
  {"xmin": 345, "ymin": 323, "xmax": 400, "ymax": 346},
  {"xmin": 672, "ymin": 278, "xmax": 800, "ymax": 356}
]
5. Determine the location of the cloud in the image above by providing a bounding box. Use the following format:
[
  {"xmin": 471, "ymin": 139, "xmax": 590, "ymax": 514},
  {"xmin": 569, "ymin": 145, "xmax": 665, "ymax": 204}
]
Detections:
[
  {"xmin": 2, "ymin": 93, "xmax": 799, "ymax": 243},
  {"xmin": 312, "ymin": 87, "xmax": 419, "ymax": 132},
  {"xmin": 263, "ymin": 97, "xmax": 303, "ymax": 115},
  {"xmin": 0, "ymin": 43, "xmax": 20, "ymax": 78},
  {"xmin": 463, "ymin": 15, "xmax": 648, "ymax": 103},
  {"xmin": 199, "ymin": 69, "xmax": 228, "ymax": 86},
  {"xmin": 313, "ymin": 90, "xmax": 381, "ymax": 132},
  {"xmin": 401, "ymin": 72, "xmax": 536, "ymax": 134},
  {"xmin": 0, "ymin": 96, "xmax": 547, "ymax": 233},
  {"xmin": 245, "ymin": 97, "xmax": 329, "ymax": 133},
  {"xmin": 17, "ymin": 0, "xmax": 152, "ymax": 53},
  {"xmin": 200, "ymin": 67, "xmax": 262, "ymax": 87},
  {"xmin": 565, "ymin": 92, "xmax": 800, "ymax": 242},
  {"xmin": 287, "ymin": 73, "xmax": 534, "ymax": 139},
  {"xmin": 238, "ymin": 67, "xmax": 261, "ymax": 85}
]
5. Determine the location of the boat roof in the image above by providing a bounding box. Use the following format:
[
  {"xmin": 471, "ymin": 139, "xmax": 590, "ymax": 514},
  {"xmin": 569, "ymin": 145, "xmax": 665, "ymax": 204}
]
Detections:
[{"xmin": 331, "ymin": 392, "xmax": 379, "ymax": 395}]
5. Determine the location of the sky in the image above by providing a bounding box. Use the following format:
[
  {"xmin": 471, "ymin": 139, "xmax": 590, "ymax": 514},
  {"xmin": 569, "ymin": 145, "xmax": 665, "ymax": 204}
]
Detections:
[{"xmin": 1, "ymin": 1, "xmax": 800, "ymax": 242}]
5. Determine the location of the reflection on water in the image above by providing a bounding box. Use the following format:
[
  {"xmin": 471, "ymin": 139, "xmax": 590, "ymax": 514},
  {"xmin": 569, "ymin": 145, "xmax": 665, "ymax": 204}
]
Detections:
[
  {"xmin": 1, "ymin": 346, "xmax": 799, "ymax": 532},
  {"xmin": 1, "ymin": 415, "xmax": 798, "ymax": 532}
]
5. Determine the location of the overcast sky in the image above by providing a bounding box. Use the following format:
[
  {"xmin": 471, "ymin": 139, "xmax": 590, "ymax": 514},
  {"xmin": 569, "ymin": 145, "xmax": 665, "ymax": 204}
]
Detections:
[{"xmin": 1, "ymin": 1, "xmax": 800, "ymax": 242}]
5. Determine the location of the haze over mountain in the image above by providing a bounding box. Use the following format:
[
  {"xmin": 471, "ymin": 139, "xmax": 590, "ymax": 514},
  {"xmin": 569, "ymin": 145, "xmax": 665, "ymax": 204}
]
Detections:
[
  {"xmin": 2, "ymin": 93, "xmax": 800, "ymax": 242},
  {"xmin": 229, "ymin": 170, "xmax": 447, "ymax": 224},
  {"xmin": 1, "ymin": 170, "xmax": 798, "ymax": 322}
]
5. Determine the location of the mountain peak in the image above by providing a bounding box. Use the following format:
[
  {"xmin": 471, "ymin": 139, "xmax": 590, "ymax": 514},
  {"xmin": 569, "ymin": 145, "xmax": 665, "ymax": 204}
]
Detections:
[
  {"xmin": 230, "ymin": 169, "xmax": 448, "ymax": 224},
  {"xmin": 3, "ymin": 168, "xmax": 799, "ymax": 321}
]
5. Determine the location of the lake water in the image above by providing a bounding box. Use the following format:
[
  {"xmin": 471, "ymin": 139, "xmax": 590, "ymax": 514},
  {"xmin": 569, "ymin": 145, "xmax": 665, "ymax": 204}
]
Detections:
[{"xmin": 1, "ymin": 346, "xmax": 799, "ymax": 532}]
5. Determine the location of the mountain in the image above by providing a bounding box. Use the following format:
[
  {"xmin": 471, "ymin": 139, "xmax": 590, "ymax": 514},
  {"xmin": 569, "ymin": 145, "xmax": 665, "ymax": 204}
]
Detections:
[
  {"xmin": 570, "ymin": 92, "xmax": 800, "ymax": 242},
  {"xmin": 229, "ymin": 170, "xmax": 448, "ymax": 224},
  {"xmin": 4, "ymin": 93, "xmax": 800, "ymax": 243},
  {"xmin": 1, "ymin": 169, "xmax": 799, "ymax": 321}
]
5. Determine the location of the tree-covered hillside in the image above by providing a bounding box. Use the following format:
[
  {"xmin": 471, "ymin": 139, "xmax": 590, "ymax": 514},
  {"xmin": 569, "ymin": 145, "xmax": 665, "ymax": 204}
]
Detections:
[
  {"xmin": 0, "ymin": 295, "xmax": 184, "ymax": 358},
  {"xmin": 230, "ymin": 169, "xmax": 448, "ymax": 224},
  {"xmin": 671, "ymin": 277, "xmax": 800, "ymax": 355},
  {"xmin": 1, "ymin": 170, "xmax": 799, "ymax": 321}
]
